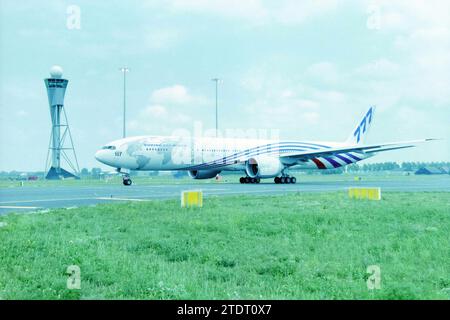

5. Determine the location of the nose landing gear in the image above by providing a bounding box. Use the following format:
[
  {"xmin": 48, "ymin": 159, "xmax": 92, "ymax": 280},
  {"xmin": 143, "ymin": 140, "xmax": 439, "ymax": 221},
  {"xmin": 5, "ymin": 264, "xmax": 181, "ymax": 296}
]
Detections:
[
  {"xmin": 123, "ymin": 175, "xmax": 132, "ymax": 186},
  {"xmin": 116, "ymin": 168, "xmax": 132, "ymax": 186}
]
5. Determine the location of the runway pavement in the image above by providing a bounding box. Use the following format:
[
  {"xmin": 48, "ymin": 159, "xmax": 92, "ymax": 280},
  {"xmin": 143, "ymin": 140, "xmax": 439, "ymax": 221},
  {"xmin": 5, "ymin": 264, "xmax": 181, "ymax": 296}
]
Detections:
[{"xmin": 1, "ymin": 176, "xmax": 449, "ymax": 215}]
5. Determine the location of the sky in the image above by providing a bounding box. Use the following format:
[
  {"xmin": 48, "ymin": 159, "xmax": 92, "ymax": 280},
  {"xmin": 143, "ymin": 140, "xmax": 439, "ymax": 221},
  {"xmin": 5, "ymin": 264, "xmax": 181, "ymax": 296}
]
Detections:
[{"xmin": 0, "ymin": 0, "xmax": 449, "ymax": 172}]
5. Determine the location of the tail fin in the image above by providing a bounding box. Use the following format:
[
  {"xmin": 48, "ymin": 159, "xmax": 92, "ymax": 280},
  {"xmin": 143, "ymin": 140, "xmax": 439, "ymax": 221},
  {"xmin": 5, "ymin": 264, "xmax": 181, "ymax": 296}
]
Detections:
[{"xmin": 346, "ymin": 106, "xmax": 375, "ymax": 145}]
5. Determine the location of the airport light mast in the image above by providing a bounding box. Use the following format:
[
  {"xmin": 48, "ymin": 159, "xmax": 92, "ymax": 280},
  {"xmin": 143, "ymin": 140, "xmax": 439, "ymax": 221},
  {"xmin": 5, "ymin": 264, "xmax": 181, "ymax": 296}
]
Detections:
[
  {"xmin": 120, "ymin": 67, "xmax": 129, "ymax": 138},
  {"xmin": 211, "ymin": 78, "xmax": 221, "ymax": 137}
]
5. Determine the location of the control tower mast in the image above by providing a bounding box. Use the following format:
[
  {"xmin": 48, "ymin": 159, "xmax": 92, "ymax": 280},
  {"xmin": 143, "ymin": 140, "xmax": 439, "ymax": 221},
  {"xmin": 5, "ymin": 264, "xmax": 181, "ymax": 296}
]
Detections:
[{"xmin": 44, "ymin": 65, "xmax": 80, "ymax": 180}]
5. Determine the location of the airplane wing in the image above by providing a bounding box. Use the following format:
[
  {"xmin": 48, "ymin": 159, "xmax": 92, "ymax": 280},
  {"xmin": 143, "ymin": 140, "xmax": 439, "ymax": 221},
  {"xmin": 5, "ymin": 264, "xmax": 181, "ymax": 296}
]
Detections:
[{"xmin": 279, "ymin": 139, "xmax": 437, "ymax": 162}]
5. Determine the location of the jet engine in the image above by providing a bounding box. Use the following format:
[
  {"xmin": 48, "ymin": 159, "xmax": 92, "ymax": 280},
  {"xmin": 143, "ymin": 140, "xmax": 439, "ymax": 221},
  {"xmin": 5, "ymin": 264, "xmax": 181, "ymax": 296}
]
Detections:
[
  {"xmin": 188, "ymin": 169, "xmax": 221, "ymax": 179},
  {"xmin": 245, "ymin": 156, "xmax": 283, "ymax": 178}
]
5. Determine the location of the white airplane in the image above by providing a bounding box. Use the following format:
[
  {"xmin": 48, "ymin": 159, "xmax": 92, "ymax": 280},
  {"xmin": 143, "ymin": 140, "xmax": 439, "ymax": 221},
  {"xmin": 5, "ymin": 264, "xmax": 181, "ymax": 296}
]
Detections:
[{"xmin": 95, "ymin": 107, "xmax": 434, "ymax": 185}]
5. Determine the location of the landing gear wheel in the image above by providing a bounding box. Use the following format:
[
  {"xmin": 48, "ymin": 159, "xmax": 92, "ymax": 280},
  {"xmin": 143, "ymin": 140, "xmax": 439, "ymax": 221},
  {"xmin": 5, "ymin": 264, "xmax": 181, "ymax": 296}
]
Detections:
[
  {"xmin": 241, "ymin": 176, "xmax": 262, "ymax": 184},
  {"xmin": 123, "ymin": 177, "xmax": 132, "ymax": 186},
  {"xmin": 275, "ymin": 175, "xmax": 297, "ymax": 184}
]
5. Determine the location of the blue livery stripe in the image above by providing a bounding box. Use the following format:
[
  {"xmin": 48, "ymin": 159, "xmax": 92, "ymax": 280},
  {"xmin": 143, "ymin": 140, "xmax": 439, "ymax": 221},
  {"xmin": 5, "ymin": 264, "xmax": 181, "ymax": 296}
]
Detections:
[
  {"xmin": 335, "ymin": 154, "xmax": 353, "ymax": 164},
  {"xmin": 323, "ymin": 157, "xmax": 342, "ymax": 168},
  {"xmin": 345, "ymin": 153, "xmax": 362, "ymax": 161}
]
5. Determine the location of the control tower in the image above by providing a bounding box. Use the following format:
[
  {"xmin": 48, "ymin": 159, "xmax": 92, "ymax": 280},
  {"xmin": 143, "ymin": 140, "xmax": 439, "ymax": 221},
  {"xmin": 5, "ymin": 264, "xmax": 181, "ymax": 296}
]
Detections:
[{"xmin": 44, "ymin": 66, "xmax": 80, "ymax": 180}]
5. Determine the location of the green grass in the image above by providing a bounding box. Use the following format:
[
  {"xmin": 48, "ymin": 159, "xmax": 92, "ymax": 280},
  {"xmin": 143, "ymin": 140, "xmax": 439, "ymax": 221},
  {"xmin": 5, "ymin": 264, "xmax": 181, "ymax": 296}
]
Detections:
[{"xmin": 0, "ymin": 192, "xmax": 449, "ymax": 299}]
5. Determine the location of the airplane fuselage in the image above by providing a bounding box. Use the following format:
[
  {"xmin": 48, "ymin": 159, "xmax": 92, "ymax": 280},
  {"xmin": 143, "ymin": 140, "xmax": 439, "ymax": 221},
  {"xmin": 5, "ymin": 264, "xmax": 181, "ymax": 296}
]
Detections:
[
  {"xmin": 95, "ymin": 107, "xmax": 431, "ymax": 185},
  {"xmin": 95, "ymin": 135, "xmax": 372, "ymax": 172}
]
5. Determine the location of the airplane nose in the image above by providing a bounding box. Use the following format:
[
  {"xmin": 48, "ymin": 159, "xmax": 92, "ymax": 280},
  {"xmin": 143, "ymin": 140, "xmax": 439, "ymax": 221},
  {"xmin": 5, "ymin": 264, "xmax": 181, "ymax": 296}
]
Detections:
[{"xmin": 95, "ymin": 150, "xmax": 105, "ymax": 163}]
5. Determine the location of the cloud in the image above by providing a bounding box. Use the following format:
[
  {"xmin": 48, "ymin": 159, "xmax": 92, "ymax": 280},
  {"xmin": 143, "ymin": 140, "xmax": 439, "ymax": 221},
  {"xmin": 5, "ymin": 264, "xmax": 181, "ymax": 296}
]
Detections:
[
  {"xmin": 142, "ymin": 105, "xmax": 168, "ymax": 117},
  {"xmin": 128, "ymin": 104, "xmax": 192, "ymax": 135},
  {"xmin": 154, "ymin": 0, "xmax": 340, "ymax": 25},
  {"xmin": 144, "ymin": 28, "xmax": 181, "ymax": 50},
  {"xmin": 102, "ymin": 26, "xmax": 182, "ymax": 55},
  {"xmin": 16, "ymin": 110, "xmax": 29, "ymax": 117},
  {"xmin": 305, "ymin": 62, "xmax": 340, "ymax": 85},
  {"xmin": 362, "ymin": 1, "xmax": 450, "ymax": 107},
  {"xmin": 302, "ymin": 112, "xmax": 320, "ymax": 124},
  {"xmin": 238, "ymin": 64, "xmax": 350, "ymax": 137},
  {"xmin": 367, "ymin": 0, "xmax": 450, "ymax": 31},
  {"xmin": 128, "ymin": 85, "xmax": 209, "ymax": 135},
  {"xmin": 151, "ymin": 84, "xmax": 207, "ymax": 105},
  {"xmin": 165, "ymin": 0, "xmax": 268, "ymax": 24},
  {"xmin": 353, "ymin": 59, "xmax": 400, "ymax": 79},
  {"xmin": 237, "ymin": 42, "xmax": 448, "ymax": 154},
  {"xmin": 272, "ymin": 0, "xmax": 339, "ymax": 25}
]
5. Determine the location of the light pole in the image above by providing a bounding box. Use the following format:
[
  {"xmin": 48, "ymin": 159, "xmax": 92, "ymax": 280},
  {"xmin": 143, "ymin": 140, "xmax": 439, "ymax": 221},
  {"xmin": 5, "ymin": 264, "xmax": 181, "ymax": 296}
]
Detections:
[
  {"xmin": 211, "ymin": 78, "xmax": 221, "ymax": 137},
  {"xmin": 120, "ymin": 67, "xmax": 129, "ymax": 138}
]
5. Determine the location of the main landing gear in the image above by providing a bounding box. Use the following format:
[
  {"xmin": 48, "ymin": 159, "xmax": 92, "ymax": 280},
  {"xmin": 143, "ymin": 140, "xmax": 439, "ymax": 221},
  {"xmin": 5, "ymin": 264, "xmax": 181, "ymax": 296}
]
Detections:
[
  {"xmin": 123, "ymin": 175, "xmax": 132, "ymax": 186},
  {"xmin": 239, "ymin": 177, "xmax": 261, "ymax": 184},
  {"xmin": 239, "ymin": 176, "xmax": 297, "ymax": 184},
  {"xmin": 274, "ymin": 176, "xmax": 297, "ymax": 184}
]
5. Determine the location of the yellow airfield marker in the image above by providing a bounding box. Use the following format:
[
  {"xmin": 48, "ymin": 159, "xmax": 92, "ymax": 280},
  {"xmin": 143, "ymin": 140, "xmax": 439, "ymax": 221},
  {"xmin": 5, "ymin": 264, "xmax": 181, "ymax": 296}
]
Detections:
[
  {"xmin": 181, "ymin": 190, "xmax": 203, "ymax": 208},
  {"xmin": 348, "ymin": 187, "xmax": 381, "ymax": 200}
]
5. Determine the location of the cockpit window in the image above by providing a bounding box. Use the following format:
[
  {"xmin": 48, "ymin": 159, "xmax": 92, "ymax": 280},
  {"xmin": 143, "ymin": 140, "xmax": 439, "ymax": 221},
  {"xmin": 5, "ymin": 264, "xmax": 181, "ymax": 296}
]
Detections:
[{"xmin": 102, "ymin": 146, "xmax": 116, "ymax": 150}]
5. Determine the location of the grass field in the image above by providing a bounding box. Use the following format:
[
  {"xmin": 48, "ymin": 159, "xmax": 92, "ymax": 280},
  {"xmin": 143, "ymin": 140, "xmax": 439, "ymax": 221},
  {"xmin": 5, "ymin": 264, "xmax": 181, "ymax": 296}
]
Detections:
[{"xmin": 0, "ymin": 191, "xmax": 449, "ymax": 299}]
